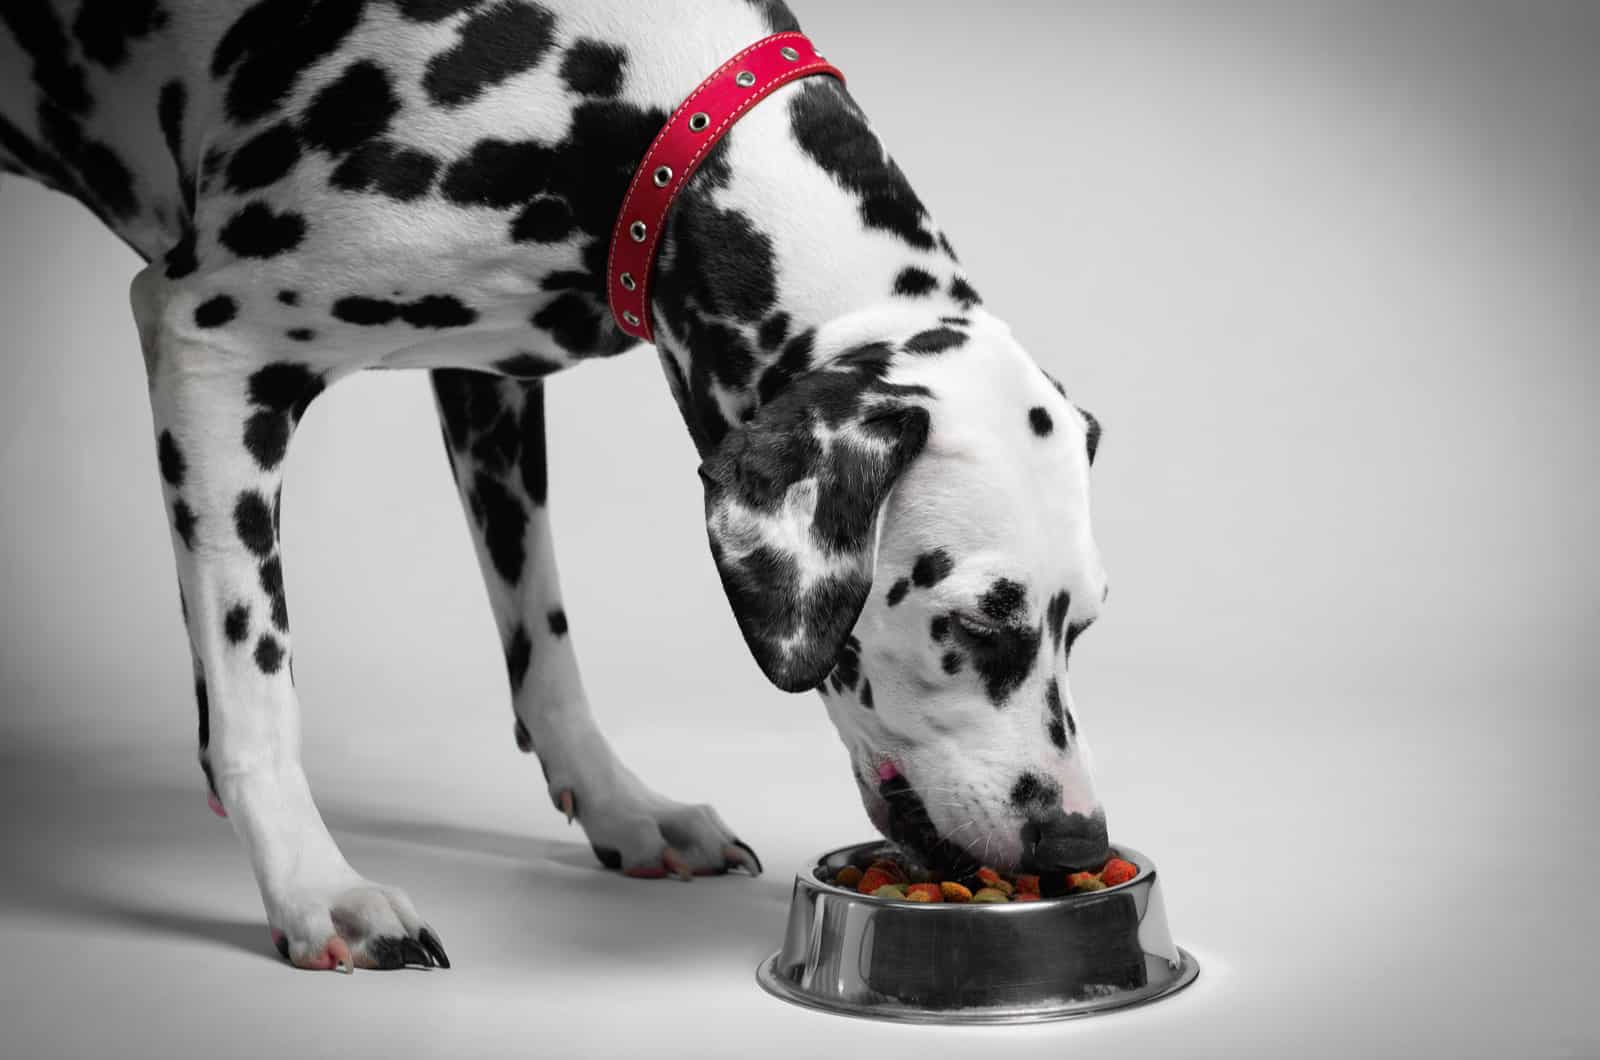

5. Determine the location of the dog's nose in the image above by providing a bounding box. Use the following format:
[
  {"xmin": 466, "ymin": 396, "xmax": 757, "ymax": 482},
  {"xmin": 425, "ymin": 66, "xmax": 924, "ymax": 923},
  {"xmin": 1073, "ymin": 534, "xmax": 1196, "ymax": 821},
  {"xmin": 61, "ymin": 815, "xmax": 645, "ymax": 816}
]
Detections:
[{"xmin": 1020, "ymin": 811, "xmax": 1110, "ymax": 873}]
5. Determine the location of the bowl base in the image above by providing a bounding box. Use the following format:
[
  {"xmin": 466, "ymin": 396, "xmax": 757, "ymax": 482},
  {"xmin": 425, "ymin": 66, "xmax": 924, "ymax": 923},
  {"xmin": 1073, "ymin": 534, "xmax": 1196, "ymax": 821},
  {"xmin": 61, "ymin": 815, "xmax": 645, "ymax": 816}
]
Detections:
[{"xmin": 756, "ymin": 946, "xmax": 1199, "ymax": 1026}]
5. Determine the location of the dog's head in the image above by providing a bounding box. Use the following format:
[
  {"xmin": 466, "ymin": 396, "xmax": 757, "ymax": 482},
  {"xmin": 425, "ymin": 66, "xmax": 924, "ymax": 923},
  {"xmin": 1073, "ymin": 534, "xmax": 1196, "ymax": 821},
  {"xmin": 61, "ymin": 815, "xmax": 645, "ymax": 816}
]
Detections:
[{"xmin": 700, "ymin": 311, "xmax": 1109, "ymax": 875}]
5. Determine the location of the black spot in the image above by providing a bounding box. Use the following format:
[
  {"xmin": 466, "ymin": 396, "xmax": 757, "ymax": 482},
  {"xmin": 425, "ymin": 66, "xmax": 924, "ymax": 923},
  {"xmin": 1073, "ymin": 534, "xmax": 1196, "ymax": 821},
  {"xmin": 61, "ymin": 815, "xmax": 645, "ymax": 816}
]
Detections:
[
  {"xmin": 277, "ymin": 290, "xmax": 299, "ymax": 306},
  {"xmin": 560, "ymin": 39, "xmax": 625, "ymax": 97},
  {"xmin": 591, "ymin": 844, "xmax": 622, "ymax": 870},
  {"xmin": 941, "ymin": 650, "xmax": 963, "ymax": 675},
  {"xmin": 757, "ymin": 312, "xmax": 790, "ymax": 353},
  {"xmin": 224, "ymin": 603, "xmax": 251, "ymax": 645},
  {"xmin": 494, "ymin": 352, "xmax": 562, "ymax": 377},
  {"xmin": 234, "ymin": 491, "xmax": 275, "ymax": 556},
  {"xmin": 1082, "ymin": 407, "xmax": 1102, "ymax": 464},
  {"xmin": 287, "ymin": 328, "xmax": 315, "ymax": 342},
  {"xmin": 1011, "ymin": 771, "xmax": 1049, "ymax": 813},
  {"xmin": 547, "ymin": 610, "xmax": 568, "ymax": 636},
  {"xmin": 157, "ymin": 431, "xmax": 186, "ymax": 486},
  {"xmin": 194, "ymin": 295, "xmax": 238, "ymax": 329},
  {"xmin": 911, "ymin": 550, "xmax": 954, "ymax": 588},
  {"xmin": 980, "ymin": 578, "xmax": 1027, "ymax": 624},
  {"xmin": 510, "ymin": 196, "xmax": 575, "ymax": 243},
  {"xmin": 194, "ymin": 673, "xmax": 210, "ymax": 749},
  {"xmin": 886, "ymin": 578, "xmax": 910, "ymax": 607},
  {"xmin": 212, "ymin": 0, "xmax": 368, "ymax": 125},
  {"xmin": 248, "ymin": 363, "xmax": 322, "ymax": 416},
  {"xmin": 397, "ymin": 0, "xmax": 480, "ymax": 19},
  {"xmin": 330, "ymin": 139, "xmax": 440, "ymax": 200},
  {"xmin": 904, "ymin": 327, "xmax": 966, "ymax": 355},
  {"xmin": 157, "ymin": 80, "xmax": 192, "ymax": 213},
  {"xmin": 1029, "ymin": 407, "xmax": 1054, "ymax": 437},
  {"xmin": 171, "ymin": 499, "xmax": 197, "ymax": 549},
  {"xmin": 473, "ymin": 473, "xmax": 527, "ymax": 584},
  {"xmin": 164, "ymin": 231, "xmax": 197, "ymax": 278},
  {"xmin": 424, "ymin": 1, "xmax": 556, "ymax": 107},
  {"xmin": 790, "ymin": 80, "xmax": 936, "ymax": 251},
  {"xmin": 514, "ymin": 717, "xmax": 534, "ymax": 752},
  {"xmin": 755, "ymin": 328, "xmax": 815, "ymax": 404},
  {"xmin": 892, "ymin": 267, "xmax": 938, "ymax": 297},
  {"xmin": 245, "ymin": 412, "xmax": 290, "ymax": 470},
  {"xmin": 505, "ymin": 624, "xmax": 531, "ymax": 693},
  {"xmin": 930, "ymin": 615, "xmax": 950, "ymax": 642},
  {"xmin": 73, "ymin": 0, "xmax": 167, "ymax": 68},
  {"xmin": 332, "ymin": 294, "xmax": 477, "ymax": 328},
  {"xmin": 859, "ymin": 678, "xmax": 874, "ymax": 709},
  {"xmin": 518, "ymin": 383, "xmax": 548, "ymax": 506},
  {"xmin": 531, "ymin": 293, "xmax": 602, "ymax": 353},
  {"xmin": 219, "ymin": 202, "xmax": 305, "ymax": 259},
  {"xmin": 254, "ymin": 634, "xmax": 284, "ymax": 674},
  {"xmin": 225, "ymin": 122, "xmax": 301, "ymax": 191},
  {"xmin": 1046, "ymin": 677, "xmax": 1068, "ymax": 749},
  {"xmin": 303, "ymin": 60, "xmax": 399, "ymax": 155},
  {"xmin": 1047, "ymin": 590, "xmax": 1071, "ymax": 653},
  {"xmin": 833, "ymin": 636, "xmax": 861, "ymax": 692},
  {"xmin": 950, "ymin": 276, "xmax": 982, "ymax": 307}
]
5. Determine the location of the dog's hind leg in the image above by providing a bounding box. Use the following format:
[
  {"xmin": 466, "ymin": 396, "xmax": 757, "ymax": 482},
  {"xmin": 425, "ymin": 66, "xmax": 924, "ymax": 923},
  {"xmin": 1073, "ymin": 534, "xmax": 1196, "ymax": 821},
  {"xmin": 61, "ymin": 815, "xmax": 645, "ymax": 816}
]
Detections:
[
  {"xmin": 134, "ymin": 263, "xmax": 447, "ymax": 971},
  {"xmin": 430, "ymin": 369, "xmax": 760, "ymax": 880}
]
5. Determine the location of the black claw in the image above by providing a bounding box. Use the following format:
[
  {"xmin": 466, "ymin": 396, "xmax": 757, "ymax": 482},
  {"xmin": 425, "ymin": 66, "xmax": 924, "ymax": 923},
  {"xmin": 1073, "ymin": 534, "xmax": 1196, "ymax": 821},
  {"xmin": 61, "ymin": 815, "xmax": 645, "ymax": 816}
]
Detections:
[
  {"xmin": 418, "ymin": 928, "xmax": 451, "ymax": 970},
  {"xmin": 400, "ymin": 937, "xmax": 433, "ymax": 968},
  {"xmin": 273, "ymin": 933, "xmax": 289, "ymax": 960},
  {"xmin": 591, "ymin": 843, "xmax": 622, "ymax": 870},
  {"xmin": 733, "ymin": 838, "xmax": 763, "ymax": 875},
  {"xmin": 514, "ymin": 719, "xmax": 534, "ymax": 753}
]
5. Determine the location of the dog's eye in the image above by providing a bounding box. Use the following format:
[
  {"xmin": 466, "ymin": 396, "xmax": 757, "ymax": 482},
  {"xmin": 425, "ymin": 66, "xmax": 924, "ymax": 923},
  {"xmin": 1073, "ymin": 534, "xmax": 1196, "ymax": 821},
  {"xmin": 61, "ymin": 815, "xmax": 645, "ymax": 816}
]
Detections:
[{"xmin": 954, "ymin": 614, "xmax": 1003, "ymax": 640}]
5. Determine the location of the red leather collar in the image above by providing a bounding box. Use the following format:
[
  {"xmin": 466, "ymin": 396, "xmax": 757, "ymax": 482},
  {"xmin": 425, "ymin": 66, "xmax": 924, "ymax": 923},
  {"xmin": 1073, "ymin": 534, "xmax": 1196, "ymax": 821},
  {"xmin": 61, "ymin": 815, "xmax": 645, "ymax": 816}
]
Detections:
[{"xmin": 607, "ymin": 33, "xmax": 844, "ymax": 344}]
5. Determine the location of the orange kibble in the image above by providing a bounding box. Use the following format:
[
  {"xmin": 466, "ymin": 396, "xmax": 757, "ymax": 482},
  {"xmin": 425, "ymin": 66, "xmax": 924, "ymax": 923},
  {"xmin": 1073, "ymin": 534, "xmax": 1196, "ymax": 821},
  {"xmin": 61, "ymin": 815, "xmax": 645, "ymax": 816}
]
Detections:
[
  {"xmin": 939, "ymin": 881, "xmax": 973, "ymax": 903},
  {"xmin": 1100, "ymin": 858, "xmax": 1137, "ymax": 887},
  {"xmin": 1067, "ymin": 871, "xmax": 1099, "ymax": 889},
  {"xmin": 905, "ymin": 883, "xmax": 943, "ymax": 902},
  {"xmin": 976, "ymin": 867, "xmax": 1004, "ymax": 888},
  {"xmin": 906, "ymin": 889, "xmax": 935, "ymax": 902},
  {"xmin": 1014, "ymin": 874, "xmax": 1040, "ymax": 895},
  {"xmin": 1012, "ymin": 891, "xmax": 1042, "ymax": 902},
  {"xmin": 835, "ymin": 865, "xmax": 864, "ymax": 888}
]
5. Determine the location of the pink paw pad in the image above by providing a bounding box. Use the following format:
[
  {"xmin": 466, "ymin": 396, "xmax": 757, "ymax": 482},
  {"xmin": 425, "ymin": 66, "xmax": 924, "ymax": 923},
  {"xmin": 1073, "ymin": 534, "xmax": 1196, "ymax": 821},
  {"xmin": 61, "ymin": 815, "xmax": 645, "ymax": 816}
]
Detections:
[
  {"xmin": 207, "ymin": 791, "xmax": 227, "ymax": 818},
  {"xmin": 877, "ymin": 761, "xmax": 900, "ymax": 782}
]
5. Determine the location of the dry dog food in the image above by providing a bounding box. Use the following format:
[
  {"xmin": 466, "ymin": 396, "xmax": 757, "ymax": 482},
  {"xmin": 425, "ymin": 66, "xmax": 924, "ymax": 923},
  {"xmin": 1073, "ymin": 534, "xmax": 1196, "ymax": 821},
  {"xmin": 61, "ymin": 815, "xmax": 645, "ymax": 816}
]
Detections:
[{"xmin": 829, "ymin": 854, "xmax": 1139, "ymax": 903}]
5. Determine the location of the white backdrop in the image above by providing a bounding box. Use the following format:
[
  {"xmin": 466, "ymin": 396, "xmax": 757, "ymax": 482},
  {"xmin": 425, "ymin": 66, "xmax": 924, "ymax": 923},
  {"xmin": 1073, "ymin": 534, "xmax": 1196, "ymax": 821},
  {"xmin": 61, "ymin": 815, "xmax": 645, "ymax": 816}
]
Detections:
[{"xmin": 2, "ymin": 2, "xmax": 1596, "ymax": 1057}]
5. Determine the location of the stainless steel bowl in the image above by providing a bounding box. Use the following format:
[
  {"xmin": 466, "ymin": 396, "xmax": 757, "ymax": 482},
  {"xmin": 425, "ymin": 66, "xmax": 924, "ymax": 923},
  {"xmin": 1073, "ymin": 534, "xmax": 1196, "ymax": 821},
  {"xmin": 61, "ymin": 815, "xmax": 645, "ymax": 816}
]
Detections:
[{"xmin": 757, "ymin": 840, "xmax": 1198, "ymax": 1024}]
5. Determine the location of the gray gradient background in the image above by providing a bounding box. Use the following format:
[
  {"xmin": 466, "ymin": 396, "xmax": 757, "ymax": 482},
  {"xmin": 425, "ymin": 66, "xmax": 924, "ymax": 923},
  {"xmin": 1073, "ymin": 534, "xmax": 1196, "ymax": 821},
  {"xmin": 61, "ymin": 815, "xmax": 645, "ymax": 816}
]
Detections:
[{"xmin": 1, "ymin": 1, "xmax": 1596, "ymax": 1057}]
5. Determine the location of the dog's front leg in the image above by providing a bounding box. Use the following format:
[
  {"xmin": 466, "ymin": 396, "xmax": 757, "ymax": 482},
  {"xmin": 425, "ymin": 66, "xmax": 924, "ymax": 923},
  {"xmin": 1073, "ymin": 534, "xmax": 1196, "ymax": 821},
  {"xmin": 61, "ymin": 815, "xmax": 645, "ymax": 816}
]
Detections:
[
  {"xmin": 134, "ymin": 264, "xmax": 446, "ymax": 971},
  {"xmin": 431, "ymin": 369, "xmax": 760, "ymax": 880}
]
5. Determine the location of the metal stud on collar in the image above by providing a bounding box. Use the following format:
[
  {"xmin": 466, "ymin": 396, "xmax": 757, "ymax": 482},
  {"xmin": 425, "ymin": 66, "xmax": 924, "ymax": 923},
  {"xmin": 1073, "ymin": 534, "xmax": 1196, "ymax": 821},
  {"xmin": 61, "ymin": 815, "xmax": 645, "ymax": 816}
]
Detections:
[
  {"xmin": 629, "ymin": 220, "xmax": 647, "ymax": 242},
  {"xmin": 736, "ymin": 70, "xmax": 756, "ymax": 87},
  {"xmin": 688, "ymin": 111, "xmax": 710, "ymax": 132},
  {"xmin": 652, "ymin": 165, "xmax": 673, "ymax": 187},
  {"xmin": 622, "ymin": 310, "xmax": 641, "ymax": 327},
  {"xmin": 619, "ymin": 272, "xmax": 637, "ymax": 292},
  {"xmin": 780, "ymin": 46, "xmax": 799, "ymax": 61}
]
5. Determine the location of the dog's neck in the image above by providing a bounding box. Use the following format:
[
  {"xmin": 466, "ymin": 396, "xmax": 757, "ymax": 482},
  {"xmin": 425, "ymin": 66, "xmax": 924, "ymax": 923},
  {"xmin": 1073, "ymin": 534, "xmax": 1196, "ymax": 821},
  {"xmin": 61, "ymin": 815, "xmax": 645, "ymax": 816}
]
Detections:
[{"xmin": 645, "ymin": 76, "xmax": 984, "ymax": 457}]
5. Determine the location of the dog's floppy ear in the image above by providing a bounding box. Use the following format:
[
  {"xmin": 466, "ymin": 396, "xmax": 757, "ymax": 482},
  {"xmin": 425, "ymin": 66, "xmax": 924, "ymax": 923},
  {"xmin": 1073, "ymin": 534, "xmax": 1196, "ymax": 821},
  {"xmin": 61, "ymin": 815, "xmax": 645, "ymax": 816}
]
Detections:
[{"xmin": 700, "ymin": 363, "xmax": 930, "ymax": 692}]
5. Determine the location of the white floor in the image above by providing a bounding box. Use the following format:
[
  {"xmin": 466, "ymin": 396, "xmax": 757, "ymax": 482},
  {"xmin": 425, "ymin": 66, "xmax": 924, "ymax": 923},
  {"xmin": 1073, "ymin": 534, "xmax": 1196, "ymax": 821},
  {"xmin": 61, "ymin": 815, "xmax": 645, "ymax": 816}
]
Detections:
[{"xmin": 3, "ymin": 680, "xmax": 1591, "ymax": 1060}]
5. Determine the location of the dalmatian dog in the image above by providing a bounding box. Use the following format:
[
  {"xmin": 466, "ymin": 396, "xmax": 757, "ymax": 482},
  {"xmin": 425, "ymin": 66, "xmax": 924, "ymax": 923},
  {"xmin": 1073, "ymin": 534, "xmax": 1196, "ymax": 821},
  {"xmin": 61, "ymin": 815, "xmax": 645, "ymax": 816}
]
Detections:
[{"xmin": 1, "ymin": 0, "xmax": 1111, "ymax": 971}]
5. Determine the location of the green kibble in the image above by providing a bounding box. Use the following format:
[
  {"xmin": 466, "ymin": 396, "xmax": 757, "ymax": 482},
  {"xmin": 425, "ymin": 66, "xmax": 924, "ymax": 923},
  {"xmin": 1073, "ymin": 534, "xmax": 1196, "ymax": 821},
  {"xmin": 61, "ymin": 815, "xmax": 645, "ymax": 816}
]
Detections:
[
  {"xmin": 872, "ymin": 883, "xmax": 908, "ymax": 900},
  {"xmin": 1074, "ymin": 877, "xmax": 1107, "ymax": 892},
  {"xmin": 972, "ymin": 888, "xmax": 1010, "ymax": 903}
]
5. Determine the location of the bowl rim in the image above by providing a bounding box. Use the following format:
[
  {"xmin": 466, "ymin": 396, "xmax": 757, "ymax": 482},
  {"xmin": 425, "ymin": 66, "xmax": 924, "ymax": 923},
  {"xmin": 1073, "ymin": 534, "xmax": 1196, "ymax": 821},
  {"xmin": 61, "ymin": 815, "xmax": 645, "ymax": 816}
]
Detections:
[{"xmin": 804, "ymin": 839, "xmax": 1153, "ymax": 908}]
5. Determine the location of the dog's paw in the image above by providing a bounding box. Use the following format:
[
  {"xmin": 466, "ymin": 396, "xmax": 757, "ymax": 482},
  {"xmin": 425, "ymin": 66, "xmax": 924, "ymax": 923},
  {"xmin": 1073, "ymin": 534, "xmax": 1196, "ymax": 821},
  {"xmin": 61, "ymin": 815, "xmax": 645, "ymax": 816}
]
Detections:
[
  {"xmin": 267, "ymin": 880, "xmax": 449, "ymax": 971},
  {"xmin": 552, "ymin": 788, "xmax": 761, "ymax": 881}
]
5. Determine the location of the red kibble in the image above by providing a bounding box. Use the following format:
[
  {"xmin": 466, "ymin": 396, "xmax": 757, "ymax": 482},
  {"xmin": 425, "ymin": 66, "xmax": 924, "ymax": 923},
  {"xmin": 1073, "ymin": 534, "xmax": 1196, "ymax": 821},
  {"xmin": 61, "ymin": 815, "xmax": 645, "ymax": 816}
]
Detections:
[
  {"xmin": 905, "ymin": 882, "xmax": 943, "ymax": 903},
  {"xmin": 1014, "ymin": 874, "xmax": 1040, "ymax": 895},
  {"xmin": 1100, "ymin": 858, "xmax": 1137, "ymax": 887},
  {"xmin": 857, "ymin": 867, "xmax": 896, "ymax": 894}
]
